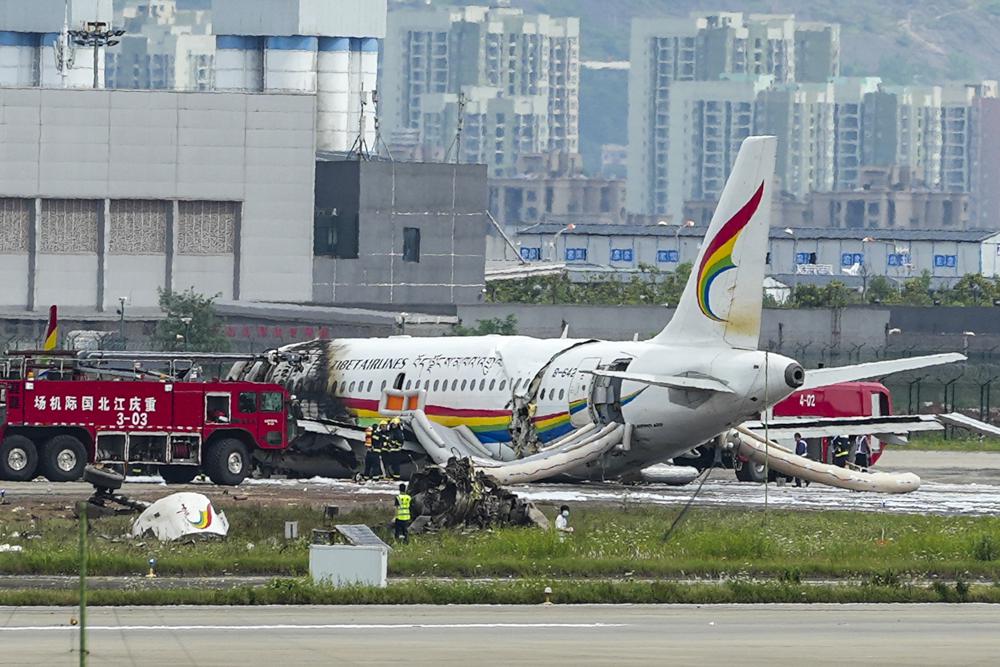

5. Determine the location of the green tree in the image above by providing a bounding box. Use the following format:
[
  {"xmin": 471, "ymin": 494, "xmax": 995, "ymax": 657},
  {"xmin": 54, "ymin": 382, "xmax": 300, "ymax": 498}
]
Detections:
[
  {"xmin": 898, "ymin": 271, "xmax": 934, "ymax": 306},
  {"xmin": 452, "ymin": 315, "xmax": 518, "ymax": 336},
  {"xmin": 943, "ymin": 274, "xmax": 999, "ymax": 306},
  {"xmin": 865, "ymin": 275, "xmax": 897, "ymax": 304},
  {"xmin": 151, "ymin": 288, "xmax": 230, "ymax": 352}
]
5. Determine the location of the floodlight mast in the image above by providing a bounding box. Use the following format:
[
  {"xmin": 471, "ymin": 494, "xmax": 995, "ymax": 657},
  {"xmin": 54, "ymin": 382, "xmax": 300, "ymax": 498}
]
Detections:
[{"xmin": 68, "ymin": 21, "xmax": 126, "ymax": 89}]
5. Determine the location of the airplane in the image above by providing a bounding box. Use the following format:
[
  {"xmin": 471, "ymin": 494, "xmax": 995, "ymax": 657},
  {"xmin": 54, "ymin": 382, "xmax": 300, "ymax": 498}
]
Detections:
[{"xmin": 230, "ymin": 136, "xmax": 962, "ymax": 486}]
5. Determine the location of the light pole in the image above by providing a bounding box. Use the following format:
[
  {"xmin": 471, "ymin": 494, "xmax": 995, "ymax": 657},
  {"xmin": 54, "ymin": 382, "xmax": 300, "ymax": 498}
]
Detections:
[
  {"xmin": 69, "ymin": 22, "xmax": 125, "ymax": 89},
  {"xmin": 116, "ymin": 296, "xmax": 127, "ymax": 350},
  {"xmin": 180, "ymin": 316, "xmax": 192, "ymax": 352},
  {"xmin": 658, "ymin": 219, "xmax": 694, "ymax": 263},
  {"xmin": 549, "ymin": 223, "xmax": 575, "ymax": 262},
  {"xmin": 784, "ymin": 228, "xmax": 796, "ymax": 293}
]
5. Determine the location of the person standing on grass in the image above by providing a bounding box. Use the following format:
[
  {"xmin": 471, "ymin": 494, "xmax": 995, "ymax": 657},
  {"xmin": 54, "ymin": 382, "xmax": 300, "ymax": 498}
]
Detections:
[
  {"xmin": 394, "ymin": 483, "xmax": 412, "ymax": 543},
  {"xmin": 794, "ymin": 432, "xmax": 810, "ymax": 488},
  {"xmin": 555, "ymin": 505, "xmax": 574, "ymax": 538}
]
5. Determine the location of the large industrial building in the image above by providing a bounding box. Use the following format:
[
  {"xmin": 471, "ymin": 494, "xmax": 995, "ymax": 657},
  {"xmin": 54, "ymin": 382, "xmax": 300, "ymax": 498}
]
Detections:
[
  {"xmin": 512, "ymin": 223, "xmax": 1000, "ymax": 286},
  {"xmin": 0, "ymin": 87, "xmax": 317, "ymax": 310}
]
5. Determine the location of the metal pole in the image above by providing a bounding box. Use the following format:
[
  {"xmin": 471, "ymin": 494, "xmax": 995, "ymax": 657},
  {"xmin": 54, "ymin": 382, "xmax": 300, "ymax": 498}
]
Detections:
[
  {"xmin": 78, "ymin": 501, "xmax": 88, "ymax": 665},
  {"xmin": 92, "ymin": 41, "xmax": 98, "ymax": 89}
]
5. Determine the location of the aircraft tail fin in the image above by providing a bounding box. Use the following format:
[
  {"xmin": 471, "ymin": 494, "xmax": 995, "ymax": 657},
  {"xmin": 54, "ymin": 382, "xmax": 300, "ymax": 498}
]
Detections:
[
  {"xmin": 43, "ymin": 305, "xmax": 58, "ymax": 351},
  {"xmin": 654, "ymin": 136, "xmax": 776, "ymax": 349}
]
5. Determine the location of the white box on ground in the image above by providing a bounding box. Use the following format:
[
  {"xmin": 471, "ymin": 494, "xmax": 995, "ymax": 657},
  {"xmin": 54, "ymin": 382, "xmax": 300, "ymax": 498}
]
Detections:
[{"xmin": 309, "ymin": 544, "xmax": 388, "ymax": 587}]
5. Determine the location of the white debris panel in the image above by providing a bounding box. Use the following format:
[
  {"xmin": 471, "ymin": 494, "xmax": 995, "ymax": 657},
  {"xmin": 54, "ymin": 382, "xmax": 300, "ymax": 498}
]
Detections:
[{"xmin": 131, "ymin": 492, "xmax": 230, "ymax": 541}]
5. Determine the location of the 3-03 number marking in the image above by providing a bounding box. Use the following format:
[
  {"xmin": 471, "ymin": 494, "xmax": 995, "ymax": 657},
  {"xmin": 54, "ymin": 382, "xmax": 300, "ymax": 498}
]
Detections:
[
  {"xmin": 798, "ymin": 394, "xmax": 816, "ymax": 407},
  {"xmin": 116, "ymin": 412, "xmax": 149, "ymax": 427}
]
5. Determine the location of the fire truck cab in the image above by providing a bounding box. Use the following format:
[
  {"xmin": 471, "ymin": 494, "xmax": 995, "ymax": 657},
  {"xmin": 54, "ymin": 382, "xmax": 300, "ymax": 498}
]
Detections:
[{"xmin": 0, "ymin": 356, "xmax": 295, "ymax": 485}]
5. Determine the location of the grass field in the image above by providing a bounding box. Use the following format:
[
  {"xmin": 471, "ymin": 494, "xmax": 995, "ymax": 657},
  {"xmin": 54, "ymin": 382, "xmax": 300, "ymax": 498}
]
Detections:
[
  {"xmin": 0, "ymin": 577, "xmax": 997, "ymax": 606},
  {"xmin": 903, "ymin": 434, "xmax": 1000, "ymax": 452},
  {"xmin": 3, "ymin": 504, "xmax": 1000, "ymax": 580}
]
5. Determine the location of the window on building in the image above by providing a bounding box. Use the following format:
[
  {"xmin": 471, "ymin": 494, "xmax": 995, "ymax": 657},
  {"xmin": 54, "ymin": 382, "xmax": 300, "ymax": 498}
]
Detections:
[
  {"xmin": 403, "ymin": 227, "xmax": 421, "ymax": 263},
  {"xmin": 841, "ymin": 253, "xmax": 864, "ymax": 267},
  {"xmin": 934, "ymin": 254, "xmax": 958, "ymax": 269},
  {"xmin": 565, "ymin": 248, "xmax": 587, "ymax": 261},
  {"xmin": 520, "ymin": 246, "xmax": 541, "ymax": 261},
  {"xmin": 314, "ymin": 209, "xmax": 359, "ymax": 259},
  {"xmin": 610, "ymin": 248, "xmax": 634, "ymax": 263},
  {"xmin": 656, "ymin": 249, "xmax": 679, "ymax": 263}
]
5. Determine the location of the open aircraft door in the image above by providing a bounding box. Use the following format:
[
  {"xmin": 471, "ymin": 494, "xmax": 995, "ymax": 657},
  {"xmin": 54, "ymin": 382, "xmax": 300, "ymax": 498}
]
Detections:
[{"xmin": 568, "ymin": 358, "xmax": 601, "ymax": 428}]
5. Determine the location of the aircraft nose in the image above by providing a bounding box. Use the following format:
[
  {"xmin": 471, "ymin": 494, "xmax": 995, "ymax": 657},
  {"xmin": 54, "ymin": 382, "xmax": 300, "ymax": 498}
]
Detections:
[{"xmin": 784, "ymin": 362, "xmax": 805, "ymax": 388}]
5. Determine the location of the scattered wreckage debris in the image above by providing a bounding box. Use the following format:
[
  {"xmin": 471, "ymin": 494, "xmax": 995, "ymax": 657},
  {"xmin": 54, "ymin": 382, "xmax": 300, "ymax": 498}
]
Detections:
[
  {"xmin": 78, "ymin": 466, "xmax": 150, "ymax": 519},
  {"xmin": 78, "ymin": 465, "xmax": 230, "ymax": 541},
  {"xmin": 405, "ymin": 458, "xmax": 549, "ymax": 533},
  {"xmin": 132, "ymin": 492, "xmax": 230, "ymax": 541}
]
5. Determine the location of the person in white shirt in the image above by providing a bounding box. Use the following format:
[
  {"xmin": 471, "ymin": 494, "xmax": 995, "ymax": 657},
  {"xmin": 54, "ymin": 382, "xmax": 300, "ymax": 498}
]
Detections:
[
  {"xmin": 852, "ymin": 434, "xmax": 872, "ymax": 468},
  {"xmin": 555, "ymin": 505, "xmax": 574, "ymax": 535}
]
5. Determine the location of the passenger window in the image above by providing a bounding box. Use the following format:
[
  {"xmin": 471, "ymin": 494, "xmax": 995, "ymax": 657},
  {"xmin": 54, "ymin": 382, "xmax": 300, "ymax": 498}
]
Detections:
[
  {"xmin": 461, "ymin": 379, "xmax": 468, "ymax": 391},
  {"xmin": 405, "ymin": 379, "xmax": 412, "ymax": 390},
  {"xmin": 238, "ymin": 392, "xmax": 257, "ymax": 413},
  {"xmin": 349, "ymin": 381, "xmax": 356, "ymax": 392},
  {"xmin": 367, "ymin": 381, "xmax": 373, "ymax": 393},
  {"xmin": 452, "ymin": 379, "xmax": 458, "ymax": 391},
  {"xmin": 559, "ymin": 389, "xmax": 565, "ymax": 400},
  {"xmin": 499, "ymin": 380, "xmax": 507, "ymax": 391},
  {"xmin": 489, "ymin": 379, "xmax": 496, "ymax": 391},
  {"xmin": 514, "ymin": 379, "xmax": 521, "ymax": 391},
  {"xmin": 479, "ymin": 379, "xmax": 486, "ymax": 391},
  {"xmin": 541, "ymin": 389, "xmax": 547, "ymax": 400},
  {"xmin": 433, "ymin": 380, "xmax": 440, "ymax": 391},
  {"xmin": 381, "ymin": 380, "xmax": 387, "ymax": 391},
  {"xmin": 261, "ymin": 392, "xmax": 283, "ymax": 412}
]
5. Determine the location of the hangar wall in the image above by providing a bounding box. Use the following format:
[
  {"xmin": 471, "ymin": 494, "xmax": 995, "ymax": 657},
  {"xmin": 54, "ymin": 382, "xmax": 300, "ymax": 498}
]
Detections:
[{"xmin": 0, "ymin": 87, "xmax": 316, "ymax": 311}]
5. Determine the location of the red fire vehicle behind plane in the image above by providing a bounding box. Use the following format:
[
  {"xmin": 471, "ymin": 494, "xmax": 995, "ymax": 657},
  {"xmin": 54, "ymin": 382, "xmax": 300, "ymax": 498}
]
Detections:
[
  {"xmin": 772, "ymin": 381, "xmax": 892, "ymax": 465},
  {"xmin": 0, "ymin": 358, "xmax": 296, "ymax": 485}
]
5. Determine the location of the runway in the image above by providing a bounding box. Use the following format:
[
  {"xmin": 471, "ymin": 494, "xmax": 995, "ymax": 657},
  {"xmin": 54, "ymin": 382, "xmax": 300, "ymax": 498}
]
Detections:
[{"xmin": 1, "ymin": 604, "xmax": 998, "ymax": 665}]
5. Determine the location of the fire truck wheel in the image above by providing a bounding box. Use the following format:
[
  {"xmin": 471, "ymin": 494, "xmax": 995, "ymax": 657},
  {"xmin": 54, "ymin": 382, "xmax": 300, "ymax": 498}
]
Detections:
[
  {"xmin": 159, "ymin": 465, "xmax": 199, "ymax": 484},
  {"xmin": 204, "ymin": 438, "xmax": 250, "ymax": 486},
  {"xmin": 40, "ymin": 435, "xmax": 87, "ymax": 482},
  {"xmin": 735, "ymin": 461, "xmax": 767, "ymax": 483},
  {"xmin": 1, "ymin": 435, "xmax": 38, "ymax": 482}
]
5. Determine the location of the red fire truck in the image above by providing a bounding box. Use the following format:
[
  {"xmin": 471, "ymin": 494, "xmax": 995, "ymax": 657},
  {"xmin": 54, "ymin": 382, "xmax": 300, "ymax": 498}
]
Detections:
[
  {"xmin": 771, "ymin": 381, "xmax": 892, "ymax": 465},
  {"xmin": 0, "ymin": 354, "xmax": 296, "ymax": 485}
]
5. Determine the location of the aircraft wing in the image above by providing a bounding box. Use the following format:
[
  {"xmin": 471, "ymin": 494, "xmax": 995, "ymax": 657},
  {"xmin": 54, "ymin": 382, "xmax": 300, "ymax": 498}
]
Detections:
[
  {"xmin": 587, "ymin": 370, "xmax": 734, "ymax": 393},
  {"xmin": 800, "ymin": 353, "xmax": 966, "ymax": 391},
  {"xmin": 744, "ymin": 410, "xmax": 1000, "ymax": 444},
  {"xmin": 743, "ymin": 414, "xmax": 944, "ymax": 442}
]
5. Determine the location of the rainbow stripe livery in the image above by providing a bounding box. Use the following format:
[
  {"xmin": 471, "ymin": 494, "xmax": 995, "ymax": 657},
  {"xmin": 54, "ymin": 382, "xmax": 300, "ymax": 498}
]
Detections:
[
  {"xmin": 695, "ymin": 182, "xmax": 765, "ymax": 322},
  {"xmin": 189, "ymin": 505, "xmax": 213, "ymax": 530}
]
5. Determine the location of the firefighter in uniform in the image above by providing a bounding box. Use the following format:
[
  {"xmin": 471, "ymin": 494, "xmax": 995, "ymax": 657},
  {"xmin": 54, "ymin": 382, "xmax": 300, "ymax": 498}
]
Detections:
[
  {"xmin": 832, "ymin": 435, "xmax": 851, "ymax": 468},
  {"xmin": 386, "ymin": 417, "xmax": 405, "ymax": 480},
  {"xmin": 363, "ymin": 426, "xmax": 381, "ymax": 480},
  {"xmin": 369, "ymin": 421, "xmax": 386, "ymax": 480},
  {"xmin": 394, "ymin": 483, "xmax": 412, "ymax": 543}
]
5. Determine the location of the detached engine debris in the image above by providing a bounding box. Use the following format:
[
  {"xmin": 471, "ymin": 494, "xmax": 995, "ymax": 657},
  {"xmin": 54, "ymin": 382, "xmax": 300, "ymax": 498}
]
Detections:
[{"xmin": 406, "ymin": 458, "xmax": 549, "ymax": 532}]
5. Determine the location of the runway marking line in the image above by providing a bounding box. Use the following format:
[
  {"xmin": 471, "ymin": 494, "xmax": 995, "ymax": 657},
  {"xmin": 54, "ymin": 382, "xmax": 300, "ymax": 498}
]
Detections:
[{"xmin": 0, "ymin": 622, "xmax": 627, "ymax": 633}]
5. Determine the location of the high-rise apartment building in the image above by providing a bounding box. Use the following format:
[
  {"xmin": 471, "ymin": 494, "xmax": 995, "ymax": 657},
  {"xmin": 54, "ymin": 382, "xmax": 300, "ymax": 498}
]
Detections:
[
  {"xmin": 106, "ymin": 1, "xmax": 214, "ymax": 91},
  {"xmin": 627, "ymin": 12, "xmax": 835, "ymax": 218},
  {"xmin": 382, "ymin": 5, "xmax": 579, "ymax": 176}
]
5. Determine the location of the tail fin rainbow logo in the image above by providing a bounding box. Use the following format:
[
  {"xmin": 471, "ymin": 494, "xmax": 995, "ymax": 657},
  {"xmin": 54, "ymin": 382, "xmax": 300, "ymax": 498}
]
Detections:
[
  {"xmin": 43, "ymin": 305, "xmax": 58, "ymax": 351},
  {"xmin": 695, "ymin": 183, "xmax": 765, "ymax": 322}
]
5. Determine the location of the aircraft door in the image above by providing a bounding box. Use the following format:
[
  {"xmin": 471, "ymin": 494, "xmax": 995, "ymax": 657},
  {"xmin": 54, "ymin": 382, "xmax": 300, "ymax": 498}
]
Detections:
[
  {"xmin": 592, "ymin": 359, "xmax": 629, "ymax": 425},
  {"xmin": 569, "ymin": 357, "xmax": 601, "ymax": 428}
]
